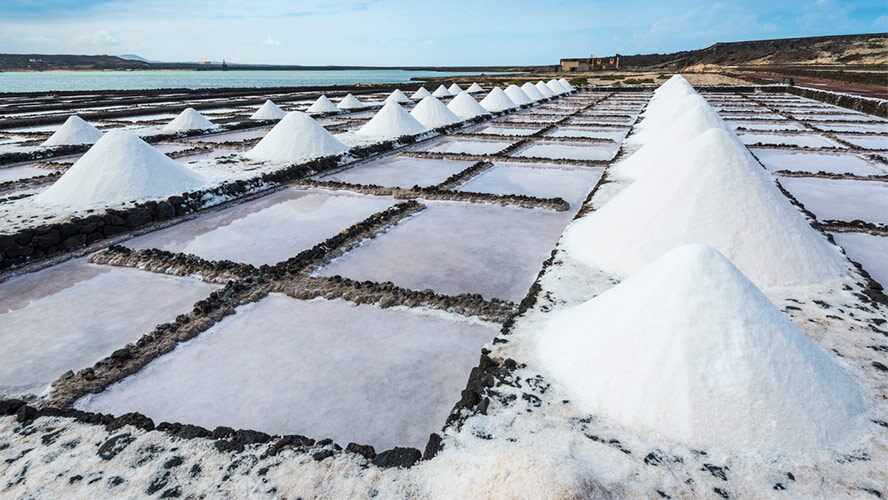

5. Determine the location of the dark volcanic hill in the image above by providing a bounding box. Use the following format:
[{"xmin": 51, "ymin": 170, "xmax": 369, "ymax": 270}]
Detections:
[
  {"xmin": 620, "ymin": 33, "xmax": 887, "ymax": 69},
  {"xmin": 0, "ymin": 54, "xmax": 150, "ymax": 71}
]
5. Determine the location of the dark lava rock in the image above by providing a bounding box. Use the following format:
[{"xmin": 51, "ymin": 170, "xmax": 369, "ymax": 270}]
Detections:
[
  {"xmin": 423, "ymin": 433, "xmax": 443, "ymax": 460},
  {"xmin": 97, "ymin": 433, "xmax": 136, "ymax": 460},
  {"xmin": 163, "ymin": 456, "xmax": 184, "ymax": 469},
  {"xmin": 262, "ymin": 435, "xmax": 315, "ymax": 458},
  {"xmin": 372, "ymin": 447, "xmax": 422, "ymax": 469},
  {"xmin": 160, "ymin": 486, "xmax": 182, "ymax": 498},
  {"xmin": 145, "ymin": 471, "xmax": 170, "ymax": 495},
  {"xmin": 345, "ymin": 443, "xmax": 376, "ymax": 460},
  {"xmin": 0, "ymin": 400, "xmax": 26, "ymax": 416},
  {"xmin": 312, "ymin": 449, "xmax": 336, "ymax": 462},
  {"xmin": 15, "ymin": 405, "xmax": 39, "ymax": 423},
  {"xmin": 108, "ymin": 412, "xmax": 154, "ymax": 432}
]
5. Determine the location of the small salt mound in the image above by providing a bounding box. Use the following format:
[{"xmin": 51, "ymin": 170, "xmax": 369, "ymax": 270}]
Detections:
[
  {"xmin": 504, "ymin": 84, "xmax": 533, "ymax": 106},
  {"xmin": 410, "ymin": 96, "xmax": 462, "ymax": 129},
  {"xmin": 521, "ymin": 82, "xmax": 545, "ymax": 102},
  {"xmin": 546, "ymin": 79, "xmax": 566, "ymax": 95},
  {"xmin": 161, "ymin": 108, "xmax": 217, "ymax": 133},
  {"xmin": 36, "ymin": 129, "xmax": 204, "ymax": 208},
  {"xmin": 411, "ymin": 87, "xmax": 432, "ymax": 100},
  {"xmin": 385, "ymin": 89, "xmax": 411, "ymax": 103},
  {"xmin": 41, "ymin": 115, "xmax": 103, "ymax": 147},
  {"xmin": 479, "ymin": 87, "xmax": 517, "ymax": 113},
  {"xmin": 558, "ymin": 78, "xmax": 575, "ymax": 91},
  {"xmin": 535, "ymin": 81, "xmax": 556, "ymax": 98},
  {"xmin": 448, "ymin": 83, "xmax": 464, "ymax": 95},
  {"xmin": 466, "ymin": 83, "xmax": 484, "ymax": 94},
  {"xmin": 244, "ymin": 112, "xmax": 348, "ymax": 163},
  {"xmin": 337, "ymin": 93, "xmax": 367, "ymax": 111},
  {"xmin": 537, "ymin": 244, "xmax": 867, "ymax": 455},
  {"xmin": 356, "ymin": 101, "xmax": 428, "ymax": 138},
  {"xmin": 432, "ymin": 85, "xmax": 452, "ymax": 98},
  {"xmin": 250, "ymin": 100, "xmax": 286, "ymax": 120},
  {"xmin": 612, "ymin": 100, "xmax": 728, "ymax": 180},
  {"xmin": 306, "ymin": 95, "xmax": 340, "ymax": 114},
  {"xmin": 562, "ymin": 128, "xmax": 850, "ymax": 289},
  {"xmin": 447, "ymin": 91, "xmax": 489, "ymax": 119}
]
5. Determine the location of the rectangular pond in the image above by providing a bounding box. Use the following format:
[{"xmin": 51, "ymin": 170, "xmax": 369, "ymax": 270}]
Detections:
[{"xmin": 76, "ymin": 294, "xmax": 498, "ymax": 451}]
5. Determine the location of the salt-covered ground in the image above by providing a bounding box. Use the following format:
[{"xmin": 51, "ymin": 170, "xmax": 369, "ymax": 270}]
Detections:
[
  {"xmin": 737, "ymin": 132, "xmax": 846, "ymax": 148},
  {"xmin": 0, "ymin": 259, "xmax": 215, "ymax": 397},
  {"xmin": 779, "ymin": 176, "xmax": 888, "ymax": 225},
  {"xmin": 0, "ymin": 164, "xmax": 55, "ymax": 184},
  {"xmin": 126, "ymin": 189, "xmax": 394, "ymax": 266},
  {"xmin": 544, "ymin": 127, "xmax": 628, "ymax": 140},
  {"xmin": 457, "ymin": 163, "xmax": 602, "ymax": 207},
  {"xmin": 420, "ymin": 137, "xmax": 514, "ymax": 155},
  {"xmin": 318, "ymin": 201, "xmax": 573, "ymax": 301},
  {"xmin": 513, "ymin": 142, "xmax": 617, "ymax": 161},
  {"xmin": 473, "ymin": 126, "xmax": 540, "ymax": 136},
  {"xmin": 837, "ymin": 134, "xmax": 888, "ymax": 150},
  {"xmin": 752, "ymin": 149, "xmax": 885, "ymax": 175},
  {"xmin": 831, "ymin": 231, "xmax": 888, "ymax": 288},
  {"xmin": 727, "ymin": 121, "xmax": 807, "ymax": 131},
  {"xmin": 316, "ymin": 156, "xmax": 471, "ymax": 188},
  {"xmin": 77, "ymin": 294, "xmax": 498, "ymax": 451}
]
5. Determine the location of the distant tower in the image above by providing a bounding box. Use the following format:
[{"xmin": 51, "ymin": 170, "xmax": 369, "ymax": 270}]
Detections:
[{"xmin": 221, "ymin": 59, "xmax": 229, "ymax": 70}]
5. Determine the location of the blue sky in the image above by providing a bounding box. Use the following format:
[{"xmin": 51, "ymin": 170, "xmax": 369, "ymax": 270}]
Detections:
[{"xmin": 0, "ymin": 0, "xmax": 885, "ymax": 65}]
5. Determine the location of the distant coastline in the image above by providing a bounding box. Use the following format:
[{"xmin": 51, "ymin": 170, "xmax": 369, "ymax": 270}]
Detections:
[{"xmin": 0, "ymin": 54, "xmax": 549, "ymax": 73}]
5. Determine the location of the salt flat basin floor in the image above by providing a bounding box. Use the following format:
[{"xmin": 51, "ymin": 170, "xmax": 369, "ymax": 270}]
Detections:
[
  {"xmin": 0, "ymin": 164, "xmax": 56, "ymax": 184},
  {"xmin": 185, "ymin": 128, "xmax": 270, "ymax": 144},
  {"xmin": 545, "ymin": 127, "xmax": 628, "ymax": 140},
  {"xmin": 418, "ymin": 137, "xmax": 514, "ymax": 156},
  {"xmin": 76, "ymin": 294, "xmax": 498, "ymax": 451},
  {"xmin": 513, "ymin": 142, "xmax": 617, "ymax": 161},
  {"xmin": 751, "ymin": 149, "xmax": 885, "ymax": 176},
  {"xmin": 317, "ymin": 201, "xmax": 572, "ymax": 302},
  {"xmin": 473, "ymin": 126, "xmax": 541, "ymax": 136},
  {"xmin": 737, "ymin": 133, "xmax": 846, "ymax": 148},
  {"xmin": 727, "ymin": 121, "xmax": 807, "ymax": 131},
  {"xmin": 457, "ymin": 162, "xmax": 603, "ymax": 207},
  {"xmin": 837, "ymin": 135, "xmax": 888, "ymax": 150},
  {"xmin": 0, "ymin": 260, "xmax": 216, "ymax": 397},
  {"xmin": 778, "ymin": 176, "xmax": 888, "ymax": 226},
  {"xmin": 830, "ymin": 231, "xmax": 888, "ymax": 289},
  {"xmin": 125, "ymin": 188, "xmax": 394, "ymax": 267},
  {"xmin": 316, "ymin": 156, "xmax": 471, "ymax": 189}
]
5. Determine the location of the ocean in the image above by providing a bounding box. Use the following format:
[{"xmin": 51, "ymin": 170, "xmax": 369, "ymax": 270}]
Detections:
[{"xmin": 0, "ymin": 69, "xmax": 509, "ymax": 93}]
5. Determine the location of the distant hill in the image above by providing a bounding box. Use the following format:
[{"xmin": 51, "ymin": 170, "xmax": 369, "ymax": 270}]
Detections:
[
  {"xmin": 0, "ymin": 54, "xmax": 150, "ymax": 71},
  {"xmin": 620, "ymin": 33, "xmax": 887, "ymax": 69},
  {"xmin": 118, "ymin": 54, "xmax": 151, "ymax": 63}
]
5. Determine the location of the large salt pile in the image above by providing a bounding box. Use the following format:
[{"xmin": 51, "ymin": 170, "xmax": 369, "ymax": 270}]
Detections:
[
  {"xmin": 447, "ymin": 91, "xmax": 489, "ymax": 119},
  {"xmin": 356, "ymin": 101, "xmax": 428, "ymax": 138},
  {"xmin": 244, "ymin": 111, "xmax": 348, "ymax": 163},
  {"xmin": 249, "ymin": 100, "xmax": 287, "ymax": 120},
  {"xmin": 161, "ymin": 108, "xmax": 217, "ymax": 133},
  {"xmin": 432, "ymin": 85, "xmax": 453, "ymax": 98},
  {"xmin": 41, "ymin": 115, "xmax": 104, "ymax": 147},
  {"xmin": 306, "ymin": 95, "xmax": 340, "ymax": 114},
  {"xmin": 535, "ymin": 80, "xmax": 556, "ymax": 98},
  {"xmin": 537, "ymin": 244, "xmax": 867, "ymax": 455},
  {"xmin": 546, "ymin": 79, "xmax": 566, "ymax": 95},
  {"xmin": 521, "ymin": 82, "xmax": 546, "ymax": 102},
  {"xmin": 642, "ymin": 76, "xmax": 695, "ymax": 118},
  {"xmin": 36, "ymin": 129, "xmax": 204, "ymax": 208},
  {"xmin": 410, "ymin": 96, "xmax": 462, "ymax": 129},
  {"xmin": 448, "ymin": 83, "xmax": 464, "ymax": 95},
  {"xmin": 627, "ymin": 93, "xmax": 715, "ymax": 148},
  {"xmin": 611, "ymin": 99, "xmax": 729, "ymax": 181},
  {"xmin": 337, "ymin": 93, "xmax": 367, "ymax": 111},
  {"xmin": 562, "ymin": 128, "xmax": 849, "ymax": 289},
  {"xmin": 411, "ymin": 87, "xmax": 432, "ymax": 100},
  {"xmin": 466, "ymin": 82, "xmax": 484, "ymax": 94},
  {"xmin": 504, "ymin": 84, "xmax": 533, "ymax": 106},
  {"xmin": 559, "ymin": 78, "xmax": 575, "ymax": 91},
  {"xmin": 385, "ymin": 89, "xmax": 411, "ymax": 103},
  {"xmin": 479, "ymin": 87, "xmax": 517, "ymax": 113}
]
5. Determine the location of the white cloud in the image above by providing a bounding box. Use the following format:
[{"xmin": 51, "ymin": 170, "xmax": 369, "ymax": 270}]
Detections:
[
  {"xmin": 263, "ymin": 35, "xmax": 281, "ymax": 47},
  {"xmin": 74, "ymin": 29, "xmax": 119, "ymax": 46}
]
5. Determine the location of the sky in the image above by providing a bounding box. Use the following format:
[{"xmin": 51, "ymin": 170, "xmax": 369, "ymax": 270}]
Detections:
[{"xmin": 0, "ymin": 0, "xmax": 885, "ymax": 66}]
